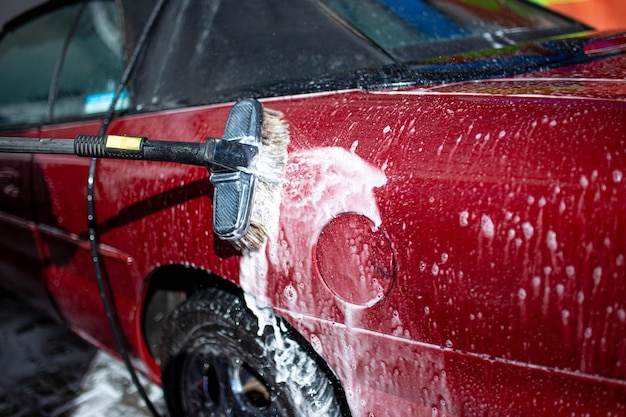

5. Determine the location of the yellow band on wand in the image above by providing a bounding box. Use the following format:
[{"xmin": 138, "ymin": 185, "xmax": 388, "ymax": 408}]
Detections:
[{"xmin": 106, "ymin": 135, "xmax": 142, "ymax": 151}]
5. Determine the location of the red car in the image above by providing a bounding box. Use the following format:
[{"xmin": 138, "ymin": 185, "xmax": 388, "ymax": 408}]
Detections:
[{"xmin": 0, "ymin": 1, "xmax": 625, "ymax": 416}]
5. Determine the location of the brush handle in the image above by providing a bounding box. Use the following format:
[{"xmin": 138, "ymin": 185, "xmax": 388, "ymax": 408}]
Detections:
[
  {"xmin": 74, "ymin": 134, "xmax": 207, "ymax": 166},
  {"xmin": 74, "ymin": 134, "xmax": 257, "ymax": 171}
]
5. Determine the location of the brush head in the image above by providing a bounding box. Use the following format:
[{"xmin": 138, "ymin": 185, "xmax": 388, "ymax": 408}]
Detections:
[
  {"xmin": 209, "ymin": 99, "xmax": 263, "ymax": 242},
  {"xmin": 232, "ymin": 108, "xmax": 290, "ymax": 251}
]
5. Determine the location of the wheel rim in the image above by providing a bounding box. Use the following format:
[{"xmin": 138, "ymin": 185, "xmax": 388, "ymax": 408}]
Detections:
[{"xmin": 181, "ymin": 342, "xmax": 279, "ymax": 417}]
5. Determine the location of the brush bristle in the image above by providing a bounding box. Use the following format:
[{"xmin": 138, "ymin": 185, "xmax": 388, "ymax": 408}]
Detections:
[{"xmin": 232, "ymin": 107, "xmax": 290, "ymax": 251}]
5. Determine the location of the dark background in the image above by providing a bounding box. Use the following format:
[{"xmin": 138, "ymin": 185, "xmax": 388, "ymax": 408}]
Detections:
[{"xmin": 0, "ymin": 288, "xmax": 165, "ymax": 417}]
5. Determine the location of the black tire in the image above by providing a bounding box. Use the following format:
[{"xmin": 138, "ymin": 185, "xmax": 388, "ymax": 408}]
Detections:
[{"xmin": 160, "ymin": 287, "xmax": 348, "ymax": 417}]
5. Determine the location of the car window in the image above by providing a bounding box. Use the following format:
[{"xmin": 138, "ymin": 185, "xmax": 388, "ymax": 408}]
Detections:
[
  {"xmin": 130, "ymin": 0, "xmax": 394, "ymax": 111},
  {"xmin": 53, "ymin": 2, "xmax": 127, "ymax": 120},
  {"xmin": 0, "ymin": 1, "xmax": 126, "ymax": 127}
]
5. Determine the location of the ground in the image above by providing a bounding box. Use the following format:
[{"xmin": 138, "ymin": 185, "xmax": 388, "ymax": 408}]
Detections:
[{"xmin": 0, "ymin": 288, "xmax": 166, "ymax": 417}]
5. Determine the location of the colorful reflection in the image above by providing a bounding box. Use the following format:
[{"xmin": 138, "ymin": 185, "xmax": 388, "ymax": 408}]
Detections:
[{"xmin": 530, "ymin": 0, "xmax": 626, "ymax": 31}]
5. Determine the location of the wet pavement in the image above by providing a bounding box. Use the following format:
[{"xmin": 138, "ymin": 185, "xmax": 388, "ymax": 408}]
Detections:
[{"xmin": 0, "ymin": 288, "xmax": 166, "ymax": 417}]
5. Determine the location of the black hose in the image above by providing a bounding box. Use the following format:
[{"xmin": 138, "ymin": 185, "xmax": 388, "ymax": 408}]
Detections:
[
  {"xmin": 0, "ymin": 137, "xmax": 74, "ymax": 154},
  {"xmin": 87, "ymin": 1, "xmax": 168, "ymax": 416}
]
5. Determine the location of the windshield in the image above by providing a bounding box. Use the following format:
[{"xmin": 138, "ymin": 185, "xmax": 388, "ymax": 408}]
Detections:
[
  {"xmin": 321, "ymin": 0, "xmax": 586, "ymax": 61},
  {"xmin": 123, "ymin": 0, "xmax": 591, "ymax": 111}
]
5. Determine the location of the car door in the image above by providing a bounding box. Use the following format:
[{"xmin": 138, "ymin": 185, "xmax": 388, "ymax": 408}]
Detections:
[
  {"xmin": 0, "ymin": 1, "xmax": 127, "ymax": 325},
  {"xmin": 0, "ymin": 142, "xmax": 42, "ymax": 311},
  {"xmin": 33, "ymin": 1, "xmax": 132, "ymax": 349},
  {"xmin": 0, "ymin": 3, "xmax": 85, "ymax": 319}
]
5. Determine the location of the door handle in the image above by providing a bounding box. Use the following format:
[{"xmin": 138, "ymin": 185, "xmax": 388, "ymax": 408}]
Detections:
[{"xmin": 0, "ymin": 167, "xmax": 20, "ymax": 198}]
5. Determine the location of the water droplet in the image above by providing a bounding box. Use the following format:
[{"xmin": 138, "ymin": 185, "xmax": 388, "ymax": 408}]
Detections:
[
  {"xmin": 556, "ymin": 284, "xmax": 565, "ymax": 296},
  {"xmin": 580, "ymin": 175, "xmax": 589, "ymax": 188},
  {"xmin": 613, "ymin": 170, "xmax": 623, "ymax": 183},
  {"xmin": 481, "ymin": 215, "xmax": 495, "ymax": 239},
  {"xmin": 459, "ymin": 211, "xmax": 469, "ymax": 227},
  {"xmin": 507, "ymin": 228, "xmax": 516, "ymax": 240},
  {"xmin": 562, "ymin": 309, "xmax": 570, "ymax": 324},
  {"xmin": 593, "ymin": 267, "xmax": 602, "ymax": 285},
  {"xmin": 546, "ymin": 230, "xmax": 558, "ymax": 251},
  {"xmin": 283, "ymin": 285, "xmax": 297, "ymax": 302},
  {"xmin": 522, "ymin": 222, "xmax": 534, "ymax": 240}
]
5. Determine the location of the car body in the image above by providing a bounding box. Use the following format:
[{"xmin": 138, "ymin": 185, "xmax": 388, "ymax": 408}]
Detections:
[{"xmin": 0, "ymin": 0, "xmax": 625, "ymax": 416}]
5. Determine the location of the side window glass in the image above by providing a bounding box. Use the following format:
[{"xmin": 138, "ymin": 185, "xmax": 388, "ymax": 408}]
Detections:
[
  {"xmin": 53, "ymin": 2, "xmax": 127, "ymax": 120},
  {"xmin": 0, "ymin": 1, "xmax": 125, "ymax": 127},
  {"xmin": 0, "ymin": 4, "xmax": 82, "ymax": 125}
]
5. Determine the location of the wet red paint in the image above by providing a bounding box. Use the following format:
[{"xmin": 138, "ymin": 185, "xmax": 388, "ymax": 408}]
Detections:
[
  {"xmin": 2, "ymin": 42, "xmax": 626, "ymax": 417},
  {"xmin": 584, "ymin": 34, "xmax": 626, "ymax": 57}
]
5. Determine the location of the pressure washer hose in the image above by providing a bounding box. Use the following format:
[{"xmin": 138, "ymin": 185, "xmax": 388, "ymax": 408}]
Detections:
[{"xmin": 88, "ymin": 1, "xmax": 168, "ymax": 416}]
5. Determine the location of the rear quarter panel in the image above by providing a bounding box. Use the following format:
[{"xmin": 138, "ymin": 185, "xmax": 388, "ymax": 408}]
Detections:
[
  {"xmin": 256, "ymin": 89, "xmax": 626, "ymax": 415},
  {"xmin": 26, "ymin": 83, "xmax": 626, "ymax": 415}
]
